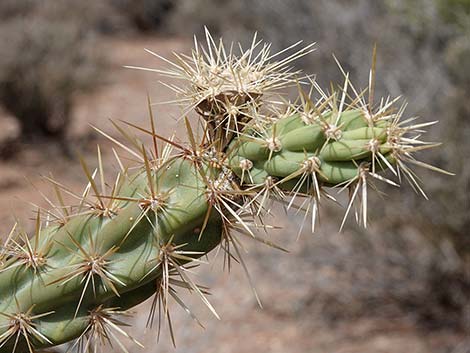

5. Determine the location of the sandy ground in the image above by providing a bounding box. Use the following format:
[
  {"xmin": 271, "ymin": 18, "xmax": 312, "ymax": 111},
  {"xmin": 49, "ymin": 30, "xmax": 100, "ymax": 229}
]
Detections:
[{"xmin": 0, "ymin": 36, "xmax": 467, "ymax": 353}]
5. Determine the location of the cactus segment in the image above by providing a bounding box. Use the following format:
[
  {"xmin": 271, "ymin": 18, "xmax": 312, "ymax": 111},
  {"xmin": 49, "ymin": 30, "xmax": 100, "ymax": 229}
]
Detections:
[
  {"xmin": 0, "ymin": 157, "xmax": 223, "ymax": 352},
  {"xmin": 0, "ymin": 30, "xmax": 448, "ymax": 353},
  {"xmin": 227, "ymin": 109, "xmax": 392, "ymax": 187}
]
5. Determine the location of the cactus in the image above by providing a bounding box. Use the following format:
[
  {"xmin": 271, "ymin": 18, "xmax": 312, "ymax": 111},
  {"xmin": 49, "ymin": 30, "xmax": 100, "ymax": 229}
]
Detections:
[{"xmin": 0, "ymin": 30, "xmax": 448, "ymax": 353}]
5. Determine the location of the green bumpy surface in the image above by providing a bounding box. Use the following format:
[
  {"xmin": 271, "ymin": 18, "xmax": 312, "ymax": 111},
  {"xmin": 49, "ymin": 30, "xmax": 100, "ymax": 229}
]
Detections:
[
  {"xmin": 0, "ymin": 157, "xmax": 222, "ymax": 352},
  {"xmin": 228, "ymin": 109, "xmax": 392, "ymax": 187},
  {"xmin": 0, "ymin": 109, "xmax": 396, "ymax": 352}
]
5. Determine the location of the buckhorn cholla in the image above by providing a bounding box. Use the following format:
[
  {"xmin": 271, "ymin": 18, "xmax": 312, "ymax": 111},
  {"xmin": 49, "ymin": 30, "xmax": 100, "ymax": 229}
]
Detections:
[{"xmin": 0, "ymin": 29, "xmax": 449, "ymax": 353}]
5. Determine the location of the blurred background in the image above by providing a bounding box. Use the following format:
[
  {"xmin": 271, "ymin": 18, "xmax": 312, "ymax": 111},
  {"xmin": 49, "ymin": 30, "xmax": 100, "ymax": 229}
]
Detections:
[{"xmin": 0, "ymin": 0, "xmax": 468, "ymax": 352}]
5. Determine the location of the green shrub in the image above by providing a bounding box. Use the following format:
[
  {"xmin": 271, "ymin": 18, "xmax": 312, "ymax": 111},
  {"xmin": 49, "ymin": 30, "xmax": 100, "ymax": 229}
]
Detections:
[{"xmin": 0, "ymin": 8, "xmax": 103, "ymax": 145}]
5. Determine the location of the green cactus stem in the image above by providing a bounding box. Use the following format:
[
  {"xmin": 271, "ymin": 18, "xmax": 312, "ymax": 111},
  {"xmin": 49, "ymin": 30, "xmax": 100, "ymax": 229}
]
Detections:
[
  {"xmin": 0, "ymin": 30, "xmax": 449, "ymax": 353},
  {"xmin": 0, "ymin": 156, "xmax": 223, "ymax": 352}
]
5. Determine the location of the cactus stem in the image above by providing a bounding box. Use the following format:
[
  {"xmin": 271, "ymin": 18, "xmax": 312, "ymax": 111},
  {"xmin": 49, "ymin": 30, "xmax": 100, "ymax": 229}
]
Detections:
[{"xmin": 0, "ymin": 30, "xmax": 451, "ymax": 352}]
